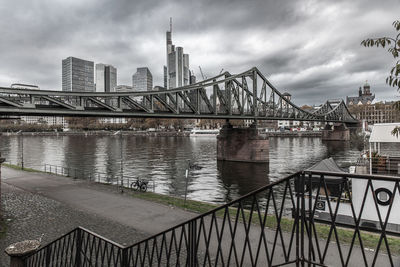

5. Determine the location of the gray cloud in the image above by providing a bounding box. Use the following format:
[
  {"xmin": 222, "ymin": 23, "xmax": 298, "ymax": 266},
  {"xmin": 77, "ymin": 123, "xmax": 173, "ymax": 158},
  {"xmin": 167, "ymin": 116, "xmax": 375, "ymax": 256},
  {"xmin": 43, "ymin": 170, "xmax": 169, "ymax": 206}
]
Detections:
[{"xmin": 0, "ymin": 0, "xmax": 399, "ymax": 106}]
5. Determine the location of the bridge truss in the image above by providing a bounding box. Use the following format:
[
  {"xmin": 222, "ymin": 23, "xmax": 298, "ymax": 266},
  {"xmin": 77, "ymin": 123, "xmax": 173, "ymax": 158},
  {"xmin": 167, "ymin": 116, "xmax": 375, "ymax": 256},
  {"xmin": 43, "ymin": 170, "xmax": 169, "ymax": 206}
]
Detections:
[{"xmin": 0, "ymin": 67, "xmax": 358, "ymax": 124}]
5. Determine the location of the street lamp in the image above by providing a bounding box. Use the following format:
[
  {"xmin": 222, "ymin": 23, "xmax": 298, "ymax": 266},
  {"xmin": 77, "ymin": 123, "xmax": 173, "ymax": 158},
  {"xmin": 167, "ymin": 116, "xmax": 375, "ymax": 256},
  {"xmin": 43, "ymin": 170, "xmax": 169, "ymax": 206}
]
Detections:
[
  {"xmin": 16, "ymin": 130, "xmax": 23, "ymax": 170},
  {"xmin": 113, "ymin": 130, "xmax": 123, "ymax": 192}
]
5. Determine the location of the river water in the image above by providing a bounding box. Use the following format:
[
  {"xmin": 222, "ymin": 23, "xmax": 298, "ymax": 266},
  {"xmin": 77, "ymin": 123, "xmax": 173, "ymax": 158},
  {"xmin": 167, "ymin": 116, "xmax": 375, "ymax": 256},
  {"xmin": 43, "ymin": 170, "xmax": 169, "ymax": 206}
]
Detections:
[{"xmin": 0, "ymin": 134, "xmax": 368, "ymax": 204}]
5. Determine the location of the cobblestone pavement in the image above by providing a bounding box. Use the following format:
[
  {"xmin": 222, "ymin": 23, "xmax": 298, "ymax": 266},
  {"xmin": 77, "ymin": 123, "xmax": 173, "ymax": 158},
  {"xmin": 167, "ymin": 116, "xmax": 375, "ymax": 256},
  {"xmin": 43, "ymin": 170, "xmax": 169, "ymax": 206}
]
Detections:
[{"xmin": 0, "ymin": 183, "xmax": 148, "ymax": 266}]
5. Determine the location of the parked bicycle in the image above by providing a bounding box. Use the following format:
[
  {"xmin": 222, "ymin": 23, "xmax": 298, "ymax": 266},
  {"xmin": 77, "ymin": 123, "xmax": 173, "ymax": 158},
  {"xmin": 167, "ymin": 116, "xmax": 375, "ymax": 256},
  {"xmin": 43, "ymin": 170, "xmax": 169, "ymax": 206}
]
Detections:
[{"xmin": 130, "ymin": 178, "xmax": 148, "ymax": 192}]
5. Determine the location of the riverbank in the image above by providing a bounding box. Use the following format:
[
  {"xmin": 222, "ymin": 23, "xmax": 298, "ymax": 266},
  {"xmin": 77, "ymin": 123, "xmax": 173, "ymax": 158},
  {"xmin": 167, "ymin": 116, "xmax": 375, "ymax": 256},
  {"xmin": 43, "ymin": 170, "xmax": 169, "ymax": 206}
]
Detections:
[
  {"xmin": 0, "ymin": 130, "xmax": 190, "ymax": 137},
  {"xmin": 0, "ymin": 130, "xmax": 323, "ymax": 138},
  {"xmin": 265, "ymin": 131, "xmax": 322, "ymax": 137}
]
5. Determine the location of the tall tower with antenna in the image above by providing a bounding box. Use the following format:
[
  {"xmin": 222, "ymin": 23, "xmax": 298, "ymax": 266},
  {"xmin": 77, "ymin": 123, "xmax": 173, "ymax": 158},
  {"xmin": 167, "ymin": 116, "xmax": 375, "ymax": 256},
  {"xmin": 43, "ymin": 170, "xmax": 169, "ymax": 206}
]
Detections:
[{"xmin": 164, "ymin": 18, "xmax": 190, "ymax": 90}]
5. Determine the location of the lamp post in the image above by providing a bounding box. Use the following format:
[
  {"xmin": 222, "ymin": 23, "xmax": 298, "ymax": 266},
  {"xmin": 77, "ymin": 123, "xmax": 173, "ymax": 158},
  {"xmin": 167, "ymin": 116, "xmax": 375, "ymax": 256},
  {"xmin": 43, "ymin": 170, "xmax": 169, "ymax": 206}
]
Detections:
[
  {"xmin": 184, "ymin": 160, "xmax": 190, "ymax": 206},
  {"xmin": 113, "ymin": 130, "xmax": 123, "ymax": 192},
  {"xmin": 17, "ymin": 130, "xmax": 24, "ymax": 170},
  {"xmin": 0, "ymin": 153, "xmax": 5, "ymax": 216}
]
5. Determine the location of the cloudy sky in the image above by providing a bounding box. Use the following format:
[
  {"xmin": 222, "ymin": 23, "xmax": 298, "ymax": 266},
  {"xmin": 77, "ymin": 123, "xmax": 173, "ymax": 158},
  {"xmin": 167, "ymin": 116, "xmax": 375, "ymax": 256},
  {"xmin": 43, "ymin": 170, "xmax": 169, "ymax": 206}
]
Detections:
[{"xmin": 1, "ymin": 0, "xmax": 399, "ymax": 105}]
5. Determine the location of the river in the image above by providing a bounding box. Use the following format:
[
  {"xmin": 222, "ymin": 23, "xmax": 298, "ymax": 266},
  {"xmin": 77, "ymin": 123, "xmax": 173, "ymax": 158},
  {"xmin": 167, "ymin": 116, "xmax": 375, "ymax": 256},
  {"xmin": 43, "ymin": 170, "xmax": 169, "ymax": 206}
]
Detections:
[{"xmin": 0, "ymin": 134, "xmax": 366, "ymax": 204}]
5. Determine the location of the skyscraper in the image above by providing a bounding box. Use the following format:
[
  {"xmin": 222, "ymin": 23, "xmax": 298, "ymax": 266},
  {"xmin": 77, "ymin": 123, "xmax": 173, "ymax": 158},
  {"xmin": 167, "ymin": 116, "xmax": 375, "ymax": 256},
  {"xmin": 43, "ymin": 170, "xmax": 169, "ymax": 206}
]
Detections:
[
  {"xmin": 95, "ymin": 64, "xmax": 117, "ymax": 92},
  {"xmin": 164, "ymin": 19, "xmax": 190, "ymax": 89},
  {"xmin": 132, "ymin": 67, "xmax": 153, "ymax": 91},
  {"xmin": 62, "ymin": 57, "xmax": 94, "ymax": 92}
]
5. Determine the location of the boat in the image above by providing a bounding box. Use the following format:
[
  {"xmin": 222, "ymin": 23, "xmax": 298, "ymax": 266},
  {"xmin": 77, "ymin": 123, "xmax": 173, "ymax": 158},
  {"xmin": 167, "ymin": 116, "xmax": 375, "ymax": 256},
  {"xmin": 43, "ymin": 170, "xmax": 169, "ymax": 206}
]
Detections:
[
  {"xmin": 189, "ymin": 129, "xmax": 220, "ymax": 137},
  {"xmin": 303, "ymin": 157, "xmax": 400, "ymax": 232}
]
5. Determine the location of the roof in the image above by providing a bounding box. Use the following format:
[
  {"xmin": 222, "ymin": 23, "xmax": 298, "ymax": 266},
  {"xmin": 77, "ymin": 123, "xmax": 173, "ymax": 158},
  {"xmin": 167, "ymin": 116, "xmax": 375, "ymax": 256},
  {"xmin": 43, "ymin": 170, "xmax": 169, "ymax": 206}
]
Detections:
[
  {"xmin": 346, "ymin": 95, "xmax": 375, "ymax": 105},
  {"xmin": 306, "ymin": 157, "xmax": 345, "ymax": 173},
  {"xmin": 370, "ymin": 123, "xmax": 400, "ymax": 143}
]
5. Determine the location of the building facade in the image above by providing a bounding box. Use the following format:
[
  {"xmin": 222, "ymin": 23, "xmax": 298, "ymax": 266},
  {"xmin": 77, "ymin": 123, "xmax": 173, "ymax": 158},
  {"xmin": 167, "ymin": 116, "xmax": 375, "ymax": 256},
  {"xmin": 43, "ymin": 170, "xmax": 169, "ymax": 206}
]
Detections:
[
  {"xmin": 164, "ymin": 20, "xmax": 190, "ymax": 89},
  {"xmin": 132, "ymin": 67, "xmax": 153, "ymax": 92},
  {"xmin": 114, "ymin": 85, "xmax": 133, "ymax": 92},
  {"xmin": 95, "ymin": 64, "xmax": 117, "ymax": 93},
  {"xmin": 21, "ymin": 116, "xmax": 69, "ymax": 128},
  {"xmin": 98, "ymin": 117, "xmax": 128, "ymax": 124},
  {"xmin": 62, "ymin": 57, "xmax": 95, "ymax": 92},
  {"xmin": 350, "ymin": 101, "xmax": 400, "ymax": 124}
]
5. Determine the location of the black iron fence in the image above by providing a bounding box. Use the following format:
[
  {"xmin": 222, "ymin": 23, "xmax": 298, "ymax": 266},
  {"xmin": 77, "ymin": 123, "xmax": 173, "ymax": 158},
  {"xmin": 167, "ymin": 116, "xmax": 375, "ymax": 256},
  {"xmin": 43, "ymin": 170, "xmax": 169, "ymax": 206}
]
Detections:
[{"xmin": 23, "ymin": 171, "xmax": 400, "ymax": 266}]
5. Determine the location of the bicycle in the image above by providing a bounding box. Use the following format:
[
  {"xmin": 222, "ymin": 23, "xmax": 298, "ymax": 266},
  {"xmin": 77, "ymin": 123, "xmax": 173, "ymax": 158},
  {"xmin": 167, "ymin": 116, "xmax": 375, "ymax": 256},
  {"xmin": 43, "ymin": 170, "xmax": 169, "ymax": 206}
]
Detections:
[{"xmin": 130, "ymin": 178, "xmax": 148, "ymax": 192}]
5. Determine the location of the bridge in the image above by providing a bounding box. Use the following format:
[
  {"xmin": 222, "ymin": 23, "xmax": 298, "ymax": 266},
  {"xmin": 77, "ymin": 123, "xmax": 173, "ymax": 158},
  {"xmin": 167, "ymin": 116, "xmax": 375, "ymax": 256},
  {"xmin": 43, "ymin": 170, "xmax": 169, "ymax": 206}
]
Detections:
[
  {"xmin": 0, "ymin": 67, "xmax": 358, "ymax": 163},
  {"xmin": 0, "ymin": 67, "xmax": 357, "ymax": 124}
]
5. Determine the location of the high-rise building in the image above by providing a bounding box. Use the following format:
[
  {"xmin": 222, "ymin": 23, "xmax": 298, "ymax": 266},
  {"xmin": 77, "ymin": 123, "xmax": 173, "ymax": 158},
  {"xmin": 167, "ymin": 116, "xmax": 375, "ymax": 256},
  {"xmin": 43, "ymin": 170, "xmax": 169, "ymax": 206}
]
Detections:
[
  {"xmin": 62, "ymin": 57, "xmax": 94, "ymax": 92},
  {"xmin": 95, "ymin": 64, "xmax": 117, "ymax": 92},
  {"xmin": 164, "ymin": 19, "xmax": 190, "ymax": 89},
  {"xmin": 132, "ymin": 67, "xmax": 153, "ymax": 91},
  {"xmin": 190, "ymin": 71, "xmax": 197, "ymax": 85}
]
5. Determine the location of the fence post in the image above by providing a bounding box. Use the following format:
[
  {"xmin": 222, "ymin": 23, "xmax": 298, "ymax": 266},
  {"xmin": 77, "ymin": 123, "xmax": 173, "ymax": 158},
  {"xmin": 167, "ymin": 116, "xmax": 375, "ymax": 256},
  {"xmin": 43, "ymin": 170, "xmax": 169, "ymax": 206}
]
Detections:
[
  {"xmin": 45, "ymin": 246, "xmax": 51, "ymax": 267},
  {"xmin": 75, "ymin": 228, "xmax": 82, "ymax": 267},
  {"xmin": 295, "ymin": 172, "xmax": 306, "ymax": 266},
  {"xmin": 188, "ymin": 219, "xmax": 197, "ymax": 267},
  {"xmin": 121, "ymin": 248, "xmax": 128, "ymax": 267},
  {"xmin": 295, "ymin": 173, "xmax": 300, "ymax": 266},
  {"xmin": 5, "ymin": 240, "xmax": 40, "ymax": 267},
  {"xmin": 300, "ymin": 172, "xmax": 306, "ymax": 266}
]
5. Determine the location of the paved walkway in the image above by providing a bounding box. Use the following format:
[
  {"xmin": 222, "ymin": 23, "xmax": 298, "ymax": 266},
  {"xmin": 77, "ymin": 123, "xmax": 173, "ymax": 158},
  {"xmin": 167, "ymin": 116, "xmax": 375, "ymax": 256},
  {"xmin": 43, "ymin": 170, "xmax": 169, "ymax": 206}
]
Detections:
[{"xmin": 1, "ymin": 167, "xmax": 196, "ymax": 235}]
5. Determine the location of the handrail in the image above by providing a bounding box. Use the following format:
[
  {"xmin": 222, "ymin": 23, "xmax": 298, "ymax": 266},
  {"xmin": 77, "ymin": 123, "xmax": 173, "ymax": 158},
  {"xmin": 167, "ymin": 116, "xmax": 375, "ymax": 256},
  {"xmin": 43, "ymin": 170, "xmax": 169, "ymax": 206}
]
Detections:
[{"xmin": 43, "ymin": 163, "xmax": 155, "ymax": 190}]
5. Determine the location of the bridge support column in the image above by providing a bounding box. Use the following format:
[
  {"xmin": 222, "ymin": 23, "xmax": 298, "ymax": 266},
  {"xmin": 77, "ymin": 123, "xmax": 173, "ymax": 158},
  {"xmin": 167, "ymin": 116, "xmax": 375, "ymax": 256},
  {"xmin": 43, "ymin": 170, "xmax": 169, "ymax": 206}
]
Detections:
[
  {"xmin": 322, "ymin": 123, "xmax": 350, "ymax": 141},
  {"xmin": 217, "ymin": 123, "xmax": 269, "ymax": 163}
]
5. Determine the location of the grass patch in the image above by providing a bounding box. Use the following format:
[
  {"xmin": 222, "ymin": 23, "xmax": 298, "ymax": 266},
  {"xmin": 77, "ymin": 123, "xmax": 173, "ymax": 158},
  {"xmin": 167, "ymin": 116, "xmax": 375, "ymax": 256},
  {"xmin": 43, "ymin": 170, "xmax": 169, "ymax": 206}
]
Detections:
[
  {"xmin": 128, "ymin": 190, "xmax": 400, "ymax": 255},
  {"xmin": 128, "ymin": 191, "xmax": 220, "ymax": 214},
  {"xmin": 2, "ymin": 163, "xmax": 43, "ymax": 173}
]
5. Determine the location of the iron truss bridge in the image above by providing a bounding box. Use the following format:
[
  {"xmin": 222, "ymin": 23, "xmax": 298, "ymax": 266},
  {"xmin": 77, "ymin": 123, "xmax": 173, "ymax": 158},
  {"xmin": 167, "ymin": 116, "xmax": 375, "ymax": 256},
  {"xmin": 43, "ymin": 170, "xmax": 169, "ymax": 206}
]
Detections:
[{"xmin": 0, "ymin": 67, "xmax": 358, "ymax": 124}]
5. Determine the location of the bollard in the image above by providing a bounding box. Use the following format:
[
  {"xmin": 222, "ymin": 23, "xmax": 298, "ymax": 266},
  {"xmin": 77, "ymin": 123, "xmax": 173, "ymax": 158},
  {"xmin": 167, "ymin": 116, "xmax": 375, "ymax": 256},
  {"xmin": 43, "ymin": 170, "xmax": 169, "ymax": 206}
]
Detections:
[{"xmin": 5, "ymin": 240, "xmax": 40, "ymax": 267}]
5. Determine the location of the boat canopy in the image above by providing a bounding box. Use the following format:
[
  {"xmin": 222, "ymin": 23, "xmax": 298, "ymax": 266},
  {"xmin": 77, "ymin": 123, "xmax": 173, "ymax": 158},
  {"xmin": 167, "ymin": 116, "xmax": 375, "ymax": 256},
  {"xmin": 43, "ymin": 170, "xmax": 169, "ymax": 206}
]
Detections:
[
  {"xmin": 302, "ymin": 158, "xmax": 347, "ymax": 197},
  {"xmin": 370, "ymin": 123, "xmax": 400, "ymax": 143},
  {"xmin": 306, "ymin": 157, "xmax": 346, "ymax": 173}
]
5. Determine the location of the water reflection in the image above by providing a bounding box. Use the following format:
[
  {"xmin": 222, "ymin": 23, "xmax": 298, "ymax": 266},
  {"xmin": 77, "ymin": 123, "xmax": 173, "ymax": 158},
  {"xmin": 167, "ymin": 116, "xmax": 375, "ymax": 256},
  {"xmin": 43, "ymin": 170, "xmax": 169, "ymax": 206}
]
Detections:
[
  {"xmin": 217, "ymin": 161, "xmax": 269, "ymax": 203},
  {"xmin": 0, "ymin": 135, "xmax": 374, "ymax": 204}
]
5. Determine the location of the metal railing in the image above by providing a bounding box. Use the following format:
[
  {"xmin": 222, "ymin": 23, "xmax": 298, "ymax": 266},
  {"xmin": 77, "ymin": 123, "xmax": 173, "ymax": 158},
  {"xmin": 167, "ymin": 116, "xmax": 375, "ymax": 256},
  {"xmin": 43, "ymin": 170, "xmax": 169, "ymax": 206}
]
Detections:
[
  {"xmin": 43, "ymin": 163, "xmax": 155, "ymax": 192},
  {"xmin": 24, "ymin": 171, "xmax": 400, "ymax": 266},
  {"xmin": 356, "ymin": 156, "xmax": 400, "ymax": 176}
]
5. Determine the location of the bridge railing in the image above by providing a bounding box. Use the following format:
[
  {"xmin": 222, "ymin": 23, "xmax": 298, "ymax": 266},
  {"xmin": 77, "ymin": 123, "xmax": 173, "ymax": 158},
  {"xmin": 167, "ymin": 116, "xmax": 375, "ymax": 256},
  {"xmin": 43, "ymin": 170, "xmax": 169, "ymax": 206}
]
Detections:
[{"xmin": 23, "ymin": 171, "xmax": 400, "ymax": 266}]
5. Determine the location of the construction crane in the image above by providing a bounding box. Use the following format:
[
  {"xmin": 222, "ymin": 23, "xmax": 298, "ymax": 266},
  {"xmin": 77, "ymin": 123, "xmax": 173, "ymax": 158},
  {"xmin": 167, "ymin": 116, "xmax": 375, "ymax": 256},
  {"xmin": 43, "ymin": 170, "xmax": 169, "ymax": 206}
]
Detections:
[{"xmin": 198, "ymin": 66, "xmax": 207, "ymax": 80}]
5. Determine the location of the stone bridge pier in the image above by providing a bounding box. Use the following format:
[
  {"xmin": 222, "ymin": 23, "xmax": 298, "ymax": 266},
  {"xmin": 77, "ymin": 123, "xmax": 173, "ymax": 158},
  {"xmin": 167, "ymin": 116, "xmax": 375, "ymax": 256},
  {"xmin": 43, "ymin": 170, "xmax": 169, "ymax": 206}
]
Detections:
[
  {"xmin": 322, "ymin": 123, "xmax": 350, "ymax": 141},
  {"xmin": 217, "ymin": 122, "xmax": 269, "ymax": 163}
]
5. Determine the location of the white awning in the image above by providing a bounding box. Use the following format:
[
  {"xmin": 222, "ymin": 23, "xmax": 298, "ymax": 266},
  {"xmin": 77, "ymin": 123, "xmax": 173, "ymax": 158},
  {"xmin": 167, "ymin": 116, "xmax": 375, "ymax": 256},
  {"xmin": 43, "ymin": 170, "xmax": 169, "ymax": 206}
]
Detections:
[{"xmin": 369, "ymin": 123, "xmax": 400, "ymax": 143}]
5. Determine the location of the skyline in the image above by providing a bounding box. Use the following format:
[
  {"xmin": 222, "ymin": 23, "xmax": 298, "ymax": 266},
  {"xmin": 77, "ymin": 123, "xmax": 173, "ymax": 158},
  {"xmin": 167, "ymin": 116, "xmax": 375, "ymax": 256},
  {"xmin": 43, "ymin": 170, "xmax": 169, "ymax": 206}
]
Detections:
[{"xmin": 1, "ymin": 0, "xmax": 400, "ymax": 105}]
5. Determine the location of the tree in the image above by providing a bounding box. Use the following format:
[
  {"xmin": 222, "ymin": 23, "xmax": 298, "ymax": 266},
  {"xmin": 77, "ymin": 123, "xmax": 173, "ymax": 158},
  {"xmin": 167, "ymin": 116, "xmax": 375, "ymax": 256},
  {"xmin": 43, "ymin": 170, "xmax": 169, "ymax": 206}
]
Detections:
[{"xmin": 361, "ymin": 20, "xmax": 400, "ymax": 137}]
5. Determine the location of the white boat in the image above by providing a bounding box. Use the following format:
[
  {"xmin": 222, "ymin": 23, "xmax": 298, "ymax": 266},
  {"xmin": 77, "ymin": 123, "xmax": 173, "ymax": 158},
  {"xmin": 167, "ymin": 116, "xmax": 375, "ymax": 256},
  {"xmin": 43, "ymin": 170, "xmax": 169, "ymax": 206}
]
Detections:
[{"xmin": 189, "ymin": 129, "xmax": 220, "ymax": 137}]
